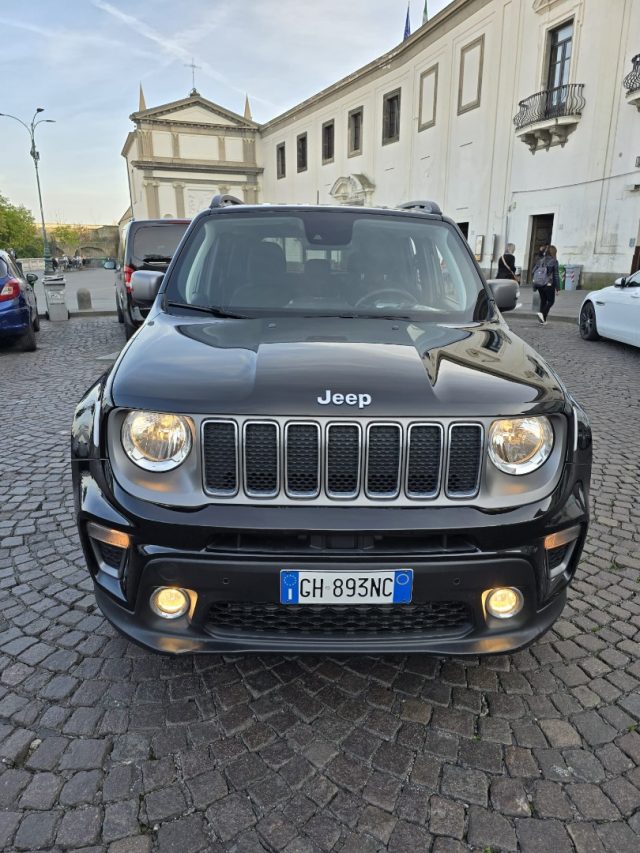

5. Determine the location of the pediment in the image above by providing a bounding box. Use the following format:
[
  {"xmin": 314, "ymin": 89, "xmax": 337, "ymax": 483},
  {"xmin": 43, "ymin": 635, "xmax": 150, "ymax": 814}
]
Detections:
[
  {"xmin": 330, "ymin": 174, "xmax": 375, "ymax": 204},
  {"xmin": 532, "ymin": 0, "xmax": 566, "ymax": 13},
  {"xmin": 132, "ymin": 95, "xmax": 257, "ymax": 128}
]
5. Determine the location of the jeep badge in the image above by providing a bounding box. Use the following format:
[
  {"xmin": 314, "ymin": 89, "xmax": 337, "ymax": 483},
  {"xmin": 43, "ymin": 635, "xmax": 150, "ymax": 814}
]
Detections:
[{"xmin": 317, "ymin": 389, "xmax": 372, "ymax": 409}]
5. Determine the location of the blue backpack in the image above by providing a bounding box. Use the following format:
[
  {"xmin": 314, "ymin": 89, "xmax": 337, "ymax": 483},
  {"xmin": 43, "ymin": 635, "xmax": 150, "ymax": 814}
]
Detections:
[{"xmin": 532, "ymin": 259, "xmax": 550, "ymax": 289}]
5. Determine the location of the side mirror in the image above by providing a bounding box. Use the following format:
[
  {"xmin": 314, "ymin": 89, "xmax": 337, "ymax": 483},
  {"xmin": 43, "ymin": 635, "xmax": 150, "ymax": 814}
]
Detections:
[
  {"xmin": 487, "ymin": 279, "xmax": 518, "ymax": 312},
  {"xmin": 614, "ymin": 276, "xmax": 626, "ymax": 287},
  {"xmin": 130, "ymin": 270, "xmax": 163, "ymax": 305},
  {"xmin": 26, "ymin": 273, "xmax": 38, "ymax": 285}
]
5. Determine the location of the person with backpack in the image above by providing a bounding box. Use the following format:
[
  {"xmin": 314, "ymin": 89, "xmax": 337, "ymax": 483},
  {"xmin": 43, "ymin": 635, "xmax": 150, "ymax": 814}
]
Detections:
[{"xmin": 532, "ymin": 245, "xmax": 560, "ymax": 324}]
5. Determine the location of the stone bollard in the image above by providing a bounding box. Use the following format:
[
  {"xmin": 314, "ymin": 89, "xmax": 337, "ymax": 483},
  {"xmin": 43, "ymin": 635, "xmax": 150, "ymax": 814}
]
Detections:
[{"xmin": 77, "ymin": 288, "xmax": 92, "ymax": 311}]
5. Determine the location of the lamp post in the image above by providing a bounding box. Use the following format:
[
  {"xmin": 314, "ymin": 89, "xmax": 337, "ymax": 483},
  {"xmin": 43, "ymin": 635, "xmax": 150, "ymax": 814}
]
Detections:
[{"xmin": 0, "ymin": 108, "xmax": 56, "ymax": 275}]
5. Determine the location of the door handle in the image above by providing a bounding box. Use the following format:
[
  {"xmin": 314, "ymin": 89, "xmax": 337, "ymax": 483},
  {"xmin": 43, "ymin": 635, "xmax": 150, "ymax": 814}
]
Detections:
[{"xmin": 595, "ymin": 301, "xmax": 605, "ymax": 306}]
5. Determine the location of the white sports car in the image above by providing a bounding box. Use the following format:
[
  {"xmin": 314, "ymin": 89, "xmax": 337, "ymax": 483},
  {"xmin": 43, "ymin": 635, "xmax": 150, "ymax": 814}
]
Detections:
[{"xmin": 579, "ymin": 270, "xmax": 640, "ymax": 348}]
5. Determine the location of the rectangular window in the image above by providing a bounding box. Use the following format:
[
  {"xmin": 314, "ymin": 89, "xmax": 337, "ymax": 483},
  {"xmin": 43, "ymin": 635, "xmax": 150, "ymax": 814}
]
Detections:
[
  {"xmin": 418, "ymin": 65, "xmax": 438, "ymax": 130},
  {"xmin": 297, "ymin": 133, "xmax": 307, "ymax": 172},
  {"xmin": 322, "ymin": 120, "xmax": 335, "ymax": 164},
  {"xmin": 276, "ymin": 142, "xmax": 286, "ymax": 179},
  {"xmin": 348, "ymin": 107, "xmax": 363, "ymax": 156},
  {"xmin": 382, "ymin": 89, "xmax": 401, "ymax": 145},
  {"xmin": 547, "ymin": 20, "xmax": 573, "ymax": 92},
  {"xmin": 457, "ymin": 35, "xmax": 484, "ymax": 115}
]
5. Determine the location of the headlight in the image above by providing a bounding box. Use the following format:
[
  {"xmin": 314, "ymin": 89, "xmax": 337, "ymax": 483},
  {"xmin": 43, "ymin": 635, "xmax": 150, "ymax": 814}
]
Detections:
[
  {"xmin": 488, "ymin": 416, "xmax": 553, "ymax": 475},
  {"xmin": 122, "ymin": 411, "xmax": 192, "ymax": 471}
]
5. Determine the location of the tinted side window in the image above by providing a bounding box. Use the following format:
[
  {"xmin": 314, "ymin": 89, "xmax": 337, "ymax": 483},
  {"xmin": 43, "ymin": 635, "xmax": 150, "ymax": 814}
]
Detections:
[{"xmin": 0, "ymin": 258, "xmax": 8, "ymax": 278}]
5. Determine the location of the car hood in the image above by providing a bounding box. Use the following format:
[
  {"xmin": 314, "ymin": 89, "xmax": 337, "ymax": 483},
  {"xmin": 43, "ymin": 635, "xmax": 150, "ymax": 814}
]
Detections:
[{"xmin": 109, "ymin": 312, "xmax": 566, "ymax": 418}]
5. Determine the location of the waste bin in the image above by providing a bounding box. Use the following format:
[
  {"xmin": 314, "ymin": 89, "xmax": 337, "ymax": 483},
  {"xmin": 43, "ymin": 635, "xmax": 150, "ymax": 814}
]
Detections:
[
  {"xmin": 558, "ymin": 265, "xmax": 566, "ymax": 290},
  {"xmin": 564, "ymin": 265, "xmax": 582, "ymax": 291},
  {"xmin": 43, "ymin": 275, "xmax": 69, "ymax": 321}
]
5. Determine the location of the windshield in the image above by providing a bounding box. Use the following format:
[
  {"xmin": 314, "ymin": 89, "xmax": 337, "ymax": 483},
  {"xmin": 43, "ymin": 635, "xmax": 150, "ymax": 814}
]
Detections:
[{"xmin": 165, "ymin": 210, "xmax": 490, "ymax": 323}]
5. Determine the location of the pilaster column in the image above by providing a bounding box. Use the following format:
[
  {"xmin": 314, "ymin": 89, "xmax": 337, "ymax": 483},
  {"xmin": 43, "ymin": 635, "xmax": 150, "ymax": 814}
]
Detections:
[{"xmin": 173, "ymin": 183, "xmax": 185, "ymax": 218}]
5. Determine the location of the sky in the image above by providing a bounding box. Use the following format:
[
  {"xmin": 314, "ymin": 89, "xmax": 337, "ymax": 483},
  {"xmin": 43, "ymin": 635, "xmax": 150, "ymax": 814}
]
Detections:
[{"xmin": 0, "ymin": 0, "xmax": 452, "ymax": 224}]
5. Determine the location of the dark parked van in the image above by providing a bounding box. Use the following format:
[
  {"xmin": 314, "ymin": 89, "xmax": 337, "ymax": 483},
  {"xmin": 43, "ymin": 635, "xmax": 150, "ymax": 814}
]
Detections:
[
  {"xmin": 74, "ymin": 197, "xmax": 592, "ymax": 656},
  {"xmin": 115, "ymin": 218, "xmax": 189, "ymax": 338}
]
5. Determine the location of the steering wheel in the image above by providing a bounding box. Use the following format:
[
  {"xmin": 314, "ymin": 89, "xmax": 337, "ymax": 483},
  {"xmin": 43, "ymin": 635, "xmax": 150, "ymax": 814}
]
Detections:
[{"xmin": 355, "ymin": 288, "xmax": 417, "ymax": 308}]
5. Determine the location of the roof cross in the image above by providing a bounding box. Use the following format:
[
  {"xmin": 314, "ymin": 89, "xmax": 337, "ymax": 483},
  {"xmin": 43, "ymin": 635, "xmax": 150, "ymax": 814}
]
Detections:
[{"xmin": 184, "ymin": 58, "xmax": 201, "ymax": 95}]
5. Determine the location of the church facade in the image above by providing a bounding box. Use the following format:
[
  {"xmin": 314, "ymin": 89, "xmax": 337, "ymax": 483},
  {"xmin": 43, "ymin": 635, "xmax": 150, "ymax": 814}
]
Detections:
[
  {"xmin": 122, "ymin": 0, "xmax": 640, "ymax": 285},
  {"xmin": 121, "ymin": 88, "xmax": 261, "ymax": 220}
]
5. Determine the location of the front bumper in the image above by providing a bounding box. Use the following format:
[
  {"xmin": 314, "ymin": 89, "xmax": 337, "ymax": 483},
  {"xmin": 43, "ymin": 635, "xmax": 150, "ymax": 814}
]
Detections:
[{"xmin": 73, "ymin": 462, "xmax": 589, "ymax": 656}]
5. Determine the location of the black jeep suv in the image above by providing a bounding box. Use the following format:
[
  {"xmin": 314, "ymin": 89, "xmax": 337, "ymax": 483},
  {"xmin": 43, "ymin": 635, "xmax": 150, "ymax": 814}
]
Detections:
[{"xmin": 72, "ymin": 198, "xmax": 591, "ymax": 655}]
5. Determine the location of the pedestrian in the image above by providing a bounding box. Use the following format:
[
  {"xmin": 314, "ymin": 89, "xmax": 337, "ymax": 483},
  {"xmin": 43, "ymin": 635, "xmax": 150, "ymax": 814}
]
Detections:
[
  {"xmin": 496, "ymin": 243, "xmax": 519, "ymax": 282},
  {"xmin": 533, "ymin": 245, "xmax": 560, "ymax": 325}
]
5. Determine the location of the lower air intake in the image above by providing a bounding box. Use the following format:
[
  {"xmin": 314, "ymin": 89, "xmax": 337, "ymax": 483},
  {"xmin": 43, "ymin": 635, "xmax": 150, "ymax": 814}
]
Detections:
[{"xmin": 205, "ymin": 601, "xmax": 472, "ymax": 636}]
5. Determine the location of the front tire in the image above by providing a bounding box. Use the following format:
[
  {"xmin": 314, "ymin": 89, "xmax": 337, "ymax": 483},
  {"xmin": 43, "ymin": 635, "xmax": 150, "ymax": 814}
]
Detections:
[
  {"xmin": 33, "ymin": 312, "xmax": 40, "ymax": 332},
  {"xmin": 579, "ymin": 302, "xmax": 600, "ymax": 341},
  {"xmin": 21, "ymin": 319, "xmax": 37, "ymax": 352}
]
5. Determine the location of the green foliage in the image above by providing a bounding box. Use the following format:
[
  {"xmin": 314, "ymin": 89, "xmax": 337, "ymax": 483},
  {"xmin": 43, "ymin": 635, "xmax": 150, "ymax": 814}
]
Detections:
[
  {"xmin": 0, "ymin": 193, "xmax": 41, "ymax": 256},
  {"xmin": 51, "ymin": 223, "xmax": 90, "ymax": 253}
]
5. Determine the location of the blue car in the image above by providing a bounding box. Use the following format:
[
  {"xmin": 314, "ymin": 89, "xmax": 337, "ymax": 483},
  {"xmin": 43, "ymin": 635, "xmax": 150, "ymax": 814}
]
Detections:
[{"xmin": 0, "ymin": 250, "xmax": 40, "ymax": 351}]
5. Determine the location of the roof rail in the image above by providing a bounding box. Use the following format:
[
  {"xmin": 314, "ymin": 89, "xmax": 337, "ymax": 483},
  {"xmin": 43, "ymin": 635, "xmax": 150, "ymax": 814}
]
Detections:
[
  {"xmin": 397, "ymin": 200, "xmax": 442, "ymax": 215},
  {"xmin": 210, "ymin": 194, "xmax": 244, "ymax": 209}
]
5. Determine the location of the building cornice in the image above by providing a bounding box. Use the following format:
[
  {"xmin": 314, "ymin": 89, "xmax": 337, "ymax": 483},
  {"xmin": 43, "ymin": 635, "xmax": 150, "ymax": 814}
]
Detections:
[
  {"xmin": 134, "ymin": 118, "xmax": 258, "ymax": 136},
  {"xmin": 131, "ymin": 159, "xmax": 263, "ymax": 175},
  {"xmin": 259, "ymin": 0, "xmax": 491, "ymax": 134}
]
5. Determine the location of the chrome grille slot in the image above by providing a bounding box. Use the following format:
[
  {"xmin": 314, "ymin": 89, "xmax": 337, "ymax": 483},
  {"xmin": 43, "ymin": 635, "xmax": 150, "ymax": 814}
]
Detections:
[
  {"xmin": 201, "ymin": 418, "xmax": 485, "ymax": 504},
  {"xmin": 366, "ymin": 423, "xmax": 402, "ymax": 498},
  {"xmin": 202, "ymin": 420, "xmax": 238, "ymax": 495},
  {"xmin": 326, "ymin": 423, "xmax": 361, "ymax": 498},
  {"xmin": 244, "ymin": 422, "xmax": 279, "ymax": 497},
  {"xmin": 406, "ymin": 424, "xmax": 442, "ymax": 498},
  {"xmin": 447, "ymin": 424, "xmax": 483, "ymax": 497},
  {"xmin": 285, "ymin": 423, "xmax": 320, "ymax": 497}
]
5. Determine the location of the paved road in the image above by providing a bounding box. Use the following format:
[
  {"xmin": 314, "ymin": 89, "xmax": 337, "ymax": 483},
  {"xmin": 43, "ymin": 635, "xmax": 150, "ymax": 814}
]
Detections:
[
  {"xmin": 31, "ymin": 268, "xmax": 117, "ymax": 314},
  {"xmin": 0, "ymin": 316, "xmax": 639, "ymax": 853}
]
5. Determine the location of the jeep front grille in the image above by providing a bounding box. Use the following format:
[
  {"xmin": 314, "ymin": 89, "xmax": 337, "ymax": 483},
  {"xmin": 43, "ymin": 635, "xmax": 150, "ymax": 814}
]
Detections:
[{"xmin": 202, "ymin": 418, "xmax": 483, "ymax": 504}]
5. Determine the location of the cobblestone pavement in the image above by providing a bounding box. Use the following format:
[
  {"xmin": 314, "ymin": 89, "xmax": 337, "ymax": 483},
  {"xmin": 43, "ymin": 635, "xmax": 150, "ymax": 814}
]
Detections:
[{"xmin": 0, "ymin": 316, "xmax": 639, "ymax": 853}]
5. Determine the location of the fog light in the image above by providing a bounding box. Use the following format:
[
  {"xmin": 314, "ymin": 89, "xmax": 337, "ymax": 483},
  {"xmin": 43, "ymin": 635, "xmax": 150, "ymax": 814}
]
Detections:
[
  {"xmin": 150, "ymin": 587, "xmax": 190, "ymax": 619},
  {"xmin": 485, "ymin": 587, "xmax": 523, "ymax": 619}
]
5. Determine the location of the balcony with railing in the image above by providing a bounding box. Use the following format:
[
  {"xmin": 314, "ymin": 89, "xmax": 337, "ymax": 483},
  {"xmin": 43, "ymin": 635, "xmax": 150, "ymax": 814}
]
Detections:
[
  {"xmin": 513, "ymin": 83, "xmax": 585, "ymax": 153},
  {"xmin": 623, "ymin": 54, "xmax": 640, "ymax": 110}
]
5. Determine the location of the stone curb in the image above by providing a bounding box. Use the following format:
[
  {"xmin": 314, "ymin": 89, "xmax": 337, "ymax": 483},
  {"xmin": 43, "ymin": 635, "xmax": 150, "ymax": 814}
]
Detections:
[
  {"xmin": 511, "ymin": 311, "xmax": 577, "ymax": 326},
  {"xmin": 38, "ymin": 310, "xmax": 118, "ymax": 319}
]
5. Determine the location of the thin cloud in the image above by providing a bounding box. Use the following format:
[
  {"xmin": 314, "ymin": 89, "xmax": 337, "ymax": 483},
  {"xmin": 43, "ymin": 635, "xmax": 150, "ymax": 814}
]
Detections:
[{"xmin": 91, "ymin": 0, "xmax": 244, "ymax": 96}]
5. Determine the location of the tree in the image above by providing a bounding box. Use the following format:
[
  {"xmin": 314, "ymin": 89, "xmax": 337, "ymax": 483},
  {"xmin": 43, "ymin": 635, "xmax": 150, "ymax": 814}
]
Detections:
[
  {"xmin": 0, "ymin": 194, "xmax": 41, "ymax": 257},
  {"xmin": 50, "ymin": 224, "xmax": 91, "ymax": 254}
]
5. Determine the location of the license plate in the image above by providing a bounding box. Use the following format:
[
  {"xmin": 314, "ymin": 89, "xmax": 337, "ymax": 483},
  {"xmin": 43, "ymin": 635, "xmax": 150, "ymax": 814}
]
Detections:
[{"xmin": 279, "ymin": 570, "xmax": 413, "ymax": 605}]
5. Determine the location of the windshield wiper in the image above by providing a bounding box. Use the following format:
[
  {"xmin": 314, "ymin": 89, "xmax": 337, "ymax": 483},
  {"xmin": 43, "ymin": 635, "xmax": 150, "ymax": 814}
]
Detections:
[
  {"xmin": 143, "ymin": 254, "xmax": 173, "ymax": 262},
  {"xmin": 166, "ymin": 301, "xmax": 249, "ymax": 319}
]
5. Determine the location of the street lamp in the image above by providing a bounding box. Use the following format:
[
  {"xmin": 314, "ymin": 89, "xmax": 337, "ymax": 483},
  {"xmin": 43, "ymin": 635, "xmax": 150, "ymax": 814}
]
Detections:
[{"xmin": 0, "ymin": 108, "xmax": 56, "ymax": 275}]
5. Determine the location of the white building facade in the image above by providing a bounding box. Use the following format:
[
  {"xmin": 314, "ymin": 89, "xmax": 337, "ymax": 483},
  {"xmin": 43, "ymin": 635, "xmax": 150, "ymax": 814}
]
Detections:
[
  {"xmin": 258, "ymin": 0, "xmax": 640, "ymax": 286},
  {"xmin": 123, "ymin": 0, "xmax": 640, "ymax": 286}
]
